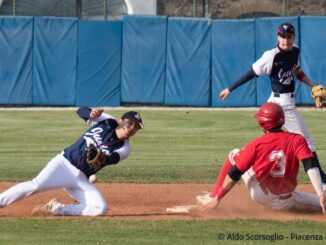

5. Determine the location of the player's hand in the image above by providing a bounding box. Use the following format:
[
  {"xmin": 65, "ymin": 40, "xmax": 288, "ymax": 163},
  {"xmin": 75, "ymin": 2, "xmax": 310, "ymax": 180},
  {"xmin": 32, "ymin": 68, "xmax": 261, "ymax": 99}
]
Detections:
[
  {"xmin": 200, "ymin": 197, "xmax": 220, "ymax": 213},
  {"xmin": 90, "ymin": 108, "xmax": 104, "ymax": 119},
  {"xmin": 319, "ymin": 192, "xmax": 326, "ymax": 214},
  {"xmin": 220, "ymin": 88, "xmax": 230, "ymax": 100}
]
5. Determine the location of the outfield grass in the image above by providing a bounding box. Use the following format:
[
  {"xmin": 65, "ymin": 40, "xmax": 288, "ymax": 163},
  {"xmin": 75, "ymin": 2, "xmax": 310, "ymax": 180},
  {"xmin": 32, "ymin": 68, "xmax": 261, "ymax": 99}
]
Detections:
[
  {"xmin": 0, "ymin": 109, "xmax": 325, "ymax": 183},
  {"xmin": 0, "ymin": 109, "xmax": 325, "ymax": 244}
]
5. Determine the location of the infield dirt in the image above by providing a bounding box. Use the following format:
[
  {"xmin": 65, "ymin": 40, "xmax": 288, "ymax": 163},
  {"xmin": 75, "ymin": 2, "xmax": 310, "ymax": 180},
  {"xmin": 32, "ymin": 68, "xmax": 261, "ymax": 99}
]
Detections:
[{"xmin": 0, "ymin": 183, "xmax": 325, "ymax": 221}]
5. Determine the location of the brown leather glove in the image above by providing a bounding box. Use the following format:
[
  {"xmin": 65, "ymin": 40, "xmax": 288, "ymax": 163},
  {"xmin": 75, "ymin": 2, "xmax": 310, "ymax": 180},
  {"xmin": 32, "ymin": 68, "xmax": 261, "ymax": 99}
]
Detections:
[
  {"xmin": 311, "ymin": 84, "xmax": 326, "ymax": 108},
  {"xmin": 86, "ymin": 144, "xmax": 107, "ymax": 171}
]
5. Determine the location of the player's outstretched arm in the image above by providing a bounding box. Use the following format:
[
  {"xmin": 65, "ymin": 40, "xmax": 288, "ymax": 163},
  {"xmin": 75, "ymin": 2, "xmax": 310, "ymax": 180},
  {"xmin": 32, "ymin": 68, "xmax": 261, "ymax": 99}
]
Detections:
[
  {"xmin": 303, "ymin": 157, "xmax": 325, "ymax": 213},
  {"xmin": 296, "ymin": 69, "xmax": 314, "ymax": 88},
  {"xmin": 200, "ymin": 175, "xmax": 237, "ymax": 213},
  {"xmin": 219, "ymin": 68, "xmax": 258, "ymax": 101}
]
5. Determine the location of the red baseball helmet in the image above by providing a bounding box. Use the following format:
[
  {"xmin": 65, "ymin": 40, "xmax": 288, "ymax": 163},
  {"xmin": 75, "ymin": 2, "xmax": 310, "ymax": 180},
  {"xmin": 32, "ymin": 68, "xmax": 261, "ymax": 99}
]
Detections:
[{"xmin": 255, "ymin": 102, "xmax": 285, "ymax": 131}]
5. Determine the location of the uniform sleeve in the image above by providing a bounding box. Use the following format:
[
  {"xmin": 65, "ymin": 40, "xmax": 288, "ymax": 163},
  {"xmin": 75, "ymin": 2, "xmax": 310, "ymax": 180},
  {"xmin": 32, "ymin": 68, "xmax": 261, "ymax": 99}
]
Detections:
[
  {"xmin": 295, "ymin": 135, "xmax": 314, "ymax": 160},
  {"xmin": 252, "ymin": 50, "xmax": 275, "ymax": 76},
  {"xmin": 87, "ymin": 113, "xmax": 116, "ymax": 126},
  {"xmin": 233, "ymin": 142, "xmax": 256, "ymax": 172},
  {"xmin": 114, "ymin": 140, "xmax": 131, "ymax": 161}
]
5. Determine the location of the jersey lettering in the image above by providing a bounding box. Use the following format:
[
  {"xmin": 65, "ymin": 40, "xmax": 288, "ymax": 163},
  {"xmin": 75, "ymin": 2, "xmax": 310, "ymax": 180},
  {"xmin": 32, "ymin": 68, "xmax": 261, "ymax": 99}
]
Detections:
[
  {"xmin": 84, "ymin": 127, "xmax": 104, "ymax": 145},
  {"xmin": 269, "ymin": 150, "xmax": 286, "ymax": 177}
]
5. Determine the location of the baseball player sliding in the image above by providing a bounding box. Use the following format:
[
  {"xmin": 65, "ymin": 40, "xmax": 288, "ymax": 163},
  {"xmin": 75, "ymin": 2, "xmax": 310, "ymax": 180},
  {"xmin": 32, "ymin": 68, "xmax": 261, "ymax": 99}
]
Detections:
[
  {"xmin": 0, "ymin": 107, "xmax": 143, "ymax": 216},
  {"xmin": 196, "ymin": 103, "xmax": 326, "ymax": 214},
  {"xmin": 219, "ymin": 23, "xmax": 326, "ymax": 187}
]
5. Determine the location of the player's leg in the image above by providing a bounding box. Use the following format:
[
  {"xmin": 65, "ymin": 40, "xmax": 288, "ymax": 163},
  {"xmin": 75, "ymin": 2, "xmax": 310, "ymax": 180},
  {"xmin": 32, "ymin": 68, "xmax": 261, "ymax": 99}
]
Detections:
[
  {"xmin": 291, "ymin": 189, "xmax": 321, "ymax": 213},
  {"xmin": 283, "ymin": 107, "xmax": 315, "ymax": 150},
  {"xmin": 283, "ymin": 107, "xmax": 326, "ymax": 184},
  {"xmin": 31, "ymin": 156, "xmax": 107, "ymax": 216},
  {"xmin": 228, "ymin": 149, "xmax": 270, "ymax": 204},
  {"xmin": 52, "ymin": 180, "xmax": 108, "ymax": 216},
  {"xmin": 0, "ymin": 154, "xmax": 75, "ymax": 207}
]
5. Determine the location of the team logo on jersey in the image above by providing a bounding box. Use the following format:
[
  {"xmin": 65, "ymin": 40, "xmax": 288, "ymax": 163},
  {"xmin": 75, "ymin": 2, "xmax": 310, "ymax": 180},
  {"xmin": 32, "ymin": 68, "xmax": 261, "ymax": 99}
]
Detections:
[
  {"xmin": 83, "ymin": 127, "xmax": 110, "ymax": 154},
  {"xmin": 278, "ymin": 67, "xmax": 295, "ymax": 85}
]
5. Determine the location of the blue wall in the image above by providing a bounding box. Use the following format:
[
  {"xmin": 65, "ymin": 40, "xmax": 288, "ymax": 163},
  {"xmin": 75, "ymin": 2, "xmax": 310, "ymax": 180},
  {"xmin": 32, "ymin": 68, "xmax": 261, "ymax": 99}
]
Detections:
[{"xmin": 0, "ymin": 16, "xmax": 325, "ymax": 107}]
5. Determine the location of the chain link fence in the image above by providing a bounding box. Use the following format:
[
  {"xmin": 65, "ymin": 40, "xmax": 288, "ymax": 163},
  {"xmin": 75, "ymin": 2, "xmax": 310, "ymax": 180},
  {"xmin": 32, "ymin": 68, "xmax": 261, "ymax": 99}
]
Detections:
[
  {"xmin": 157, "ymin": 0, "xmax": 326, "ymax": 19},
  {"xmin": 0, "ymin": 0, "xmax": 127, "ymax": 19},
  {"xmin": 1, "ymin": 0, "xmax": 326, "ymax": 19}
]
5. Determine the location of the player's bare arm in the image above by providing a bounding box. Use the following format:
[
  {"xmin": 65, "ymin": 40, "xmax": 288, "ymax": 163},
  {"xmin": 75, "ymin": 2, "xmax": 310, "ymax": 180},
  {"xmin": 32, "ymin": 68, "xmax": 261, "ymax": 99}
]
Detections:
[
  {"xmin": 219, "ymin": 88, "xmax": 230, "ymax": 100},
  {"xmin": 295, "ymin": 68, "xmax": 315, "ymax": 88},
  {"xmin": 90, "ymin": 108, "xmax": 104, "ymax": 119}
]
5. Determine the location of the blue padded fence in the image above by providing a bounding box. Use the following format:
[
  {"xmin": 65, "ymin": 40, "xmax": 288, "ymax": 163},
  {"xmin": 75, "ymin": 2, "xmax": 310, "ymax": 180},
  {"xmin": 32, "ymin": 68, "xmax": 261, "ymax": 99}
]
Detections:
[
  {"xmin": 211, "ymin": 19, "xmax": 256, "ymax": 107},
  {"xmin": 164, "ymin": 17, "xmax": 211, "ymax": 106},
  {"xmin": 77, "ymin": 20, "xmax": 122, "ymax": 107},
  {"xmin": 33, "ymin": 17, "xmax": 78, "ymax": 106},
  {"xmin": 0, "ymin": 15, "xmax": 326, "ymax": 107},
  {"xmin": 0, "ymin": 17, "xmax": 33, "ymax": 104},
  {"xmin": 121, "ymin": 15, "xmax": 167, "ymax": 104}
]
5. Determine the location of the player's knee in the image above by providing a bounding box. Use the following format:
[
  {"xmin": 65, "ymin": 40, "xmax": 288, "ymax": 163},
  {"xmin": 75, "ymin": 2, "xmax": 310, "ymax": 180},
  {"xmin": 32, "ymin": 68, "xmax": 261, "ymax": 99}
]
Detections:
[
  {"xmin": 92, "ymin": 203, "xmax": 108, "ymax": 216},
  {"xmin": 228, "ymin": 148, "xmax": 240, "ymax": 165}
]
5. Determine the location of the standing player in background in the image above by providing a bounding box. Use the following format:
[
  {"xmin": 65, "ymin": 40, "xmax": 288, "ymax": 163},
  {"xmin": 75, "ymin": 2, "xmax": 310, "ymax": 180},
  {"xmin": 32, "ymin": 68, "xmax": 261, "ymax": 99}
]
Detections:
[
  {"xmin": 219, "ymin": 22, "xmax": 326, "ymax": 186},
  {"xmin": 197, "ymin": 102, "xmax": 326, "ymax": 213},
  {"xmin": 0, "ymin": 107, "xmax": 143, "ymax": 216}
]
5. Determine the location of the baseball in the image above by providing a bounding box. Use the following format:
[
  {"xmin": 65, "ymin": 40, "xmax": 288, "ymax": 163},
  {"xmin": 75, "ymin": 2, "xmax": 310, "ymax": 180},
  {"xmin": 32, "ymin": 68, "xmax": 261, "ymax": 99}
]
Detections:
[{"xmin": 89, "ymin": 174, "xmax": 98, "ymax": 183}]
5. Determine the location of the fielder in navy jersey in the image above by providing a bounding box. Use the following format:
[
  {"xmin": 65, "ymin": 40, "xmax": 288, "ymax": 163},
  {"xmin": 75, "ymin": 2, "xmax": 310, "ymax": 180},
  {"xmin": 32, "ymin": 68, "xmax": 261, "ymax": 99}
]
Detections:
[
  {"xmin": 0, "ymin": 107, "xmax": 143, "ymax": 216},
  {"xmin": 219, "ymin": 22, "xmax": 326, "ymax": 187}
]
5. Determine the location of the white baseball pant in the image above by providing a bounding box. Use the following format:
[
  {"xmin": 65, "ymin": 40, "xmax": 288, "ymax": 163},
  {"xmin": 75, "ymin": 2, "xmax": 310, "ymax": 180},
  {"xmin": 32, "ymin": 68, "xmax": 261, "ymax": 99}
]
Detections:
[
  {"xmin": 267, "ymin": 92, "xmax": 315, "ymax": 151},
  {"xmin": 0, "ymin": 154, "xmax": 108, "ymax": 216}
]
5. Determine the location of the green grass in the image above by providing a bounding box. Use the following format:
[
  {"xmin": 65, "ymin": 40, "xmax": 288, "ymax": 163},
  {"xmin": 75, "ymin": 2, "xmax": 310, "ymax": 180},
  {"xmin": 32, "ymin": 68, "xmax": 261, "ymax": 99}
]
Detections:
[
  {"xmin": 0, "ymin": 109, "xmax": 325, "ymax": 183},
  {"xmin": 0, "ymin": 218, "xmax": 326, "ymax": 244},
  {"xmin": 0, "ymin": 109, "xmax": 326, "ymax": 244}
]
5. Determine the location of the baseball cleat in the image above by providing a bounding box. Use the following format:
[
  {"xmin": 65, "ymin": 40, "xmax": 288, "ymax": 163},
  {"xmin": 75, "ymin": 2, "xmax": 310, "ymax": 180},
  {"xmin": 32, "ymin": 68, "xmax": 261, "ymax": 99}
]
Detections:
[{"xmin": 31, "ymin": 198, "xmax": 60, "ymax": 216}]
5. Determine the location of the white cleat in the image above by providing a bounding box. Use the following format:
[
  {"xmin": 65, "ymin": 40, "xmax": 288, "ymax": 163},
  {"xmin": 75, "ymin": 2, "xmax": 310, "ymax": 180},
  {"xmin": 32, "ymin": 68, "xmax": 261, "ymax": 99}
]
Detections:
[{"xmin": 31, "ymin": 198, "xmax": 60, "ymax": 216}]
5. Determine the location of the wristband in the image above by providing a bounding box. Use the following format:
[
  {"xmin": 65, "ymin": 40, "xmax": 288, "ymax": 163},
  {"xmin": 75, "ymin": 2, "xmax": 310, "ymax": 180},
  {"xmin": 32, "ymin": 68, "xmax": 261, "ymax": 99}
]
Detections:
[
  {"xmin": 217, "ymin": 187, "xmax": 228, "ymax": 199},
  {"xmin": 296, "ymin": 71, "xmax": 306, "ymax": 81}
]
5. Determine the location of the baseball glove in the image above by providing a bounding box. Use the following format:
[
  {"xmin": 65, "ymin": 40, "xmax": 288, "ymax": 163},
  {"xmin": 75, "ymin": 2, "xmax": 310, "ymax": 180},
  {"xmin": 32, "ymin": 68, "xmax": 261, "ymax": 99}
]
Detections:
[
  {"xmin": 86, "ymin": 144, "xmax": 107, "ymax": 171},
  {"xmin": 311, "ymin": 84, "xmax": 326, "ymax": 109}
]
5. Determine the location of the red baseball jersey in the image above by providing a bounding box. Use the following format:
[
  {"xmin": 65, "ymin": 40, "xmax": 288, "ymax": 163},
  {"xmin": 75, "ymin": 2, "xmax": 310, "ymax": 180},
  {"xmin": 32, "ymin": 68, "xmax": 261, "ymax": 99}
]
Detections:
[{"xmin": 234, "ymin": 131, "xmax": 313, "ymax": 195}]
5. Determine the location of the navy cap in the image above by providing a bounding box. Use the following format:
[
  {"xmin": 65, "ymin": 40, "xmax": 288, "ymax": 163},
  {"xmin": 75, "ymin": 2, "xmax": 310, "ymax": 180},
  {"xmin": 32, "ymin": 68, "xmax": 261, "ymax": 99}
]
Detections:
[
  {"xmin": 278, "ymin": 23, "xmax": 295, "ymax": 36},
  {"xmin": 121, "ymin": 111, "xmax": 143, "ymax": 129}
]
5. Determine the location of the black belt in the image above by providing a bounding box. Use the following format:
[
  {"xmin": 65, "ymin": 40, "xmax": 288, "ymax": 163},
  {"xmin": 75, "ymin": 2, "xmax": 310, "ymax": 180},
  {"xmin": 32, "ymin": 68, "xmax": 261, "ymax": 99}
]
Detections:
[{"xmin": 273, "ymin": 93, "xmax": 294, "ymax": 98}]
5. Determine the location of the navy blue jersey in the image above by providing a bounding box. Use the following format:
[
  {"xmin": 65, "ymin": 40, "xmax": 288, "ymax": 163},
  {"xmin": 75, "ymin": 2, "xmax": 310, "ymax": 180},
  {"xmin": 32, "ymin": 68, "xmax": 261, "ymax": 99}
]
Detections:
[
  {"xmin": 252, "ymin": 46, "xmax": 300, "ymax": 93},
  {"xmin": 63, "ymin": 117, "xmax": 130, "ymax": 177}
]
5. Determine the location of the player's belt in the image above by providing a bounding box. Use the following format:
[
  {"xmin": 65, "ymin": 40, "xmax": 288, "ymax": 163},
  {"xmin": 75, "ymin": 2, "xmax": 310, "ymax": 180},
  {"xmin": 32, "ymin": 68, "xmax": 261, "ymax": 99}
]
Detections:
[
  {"xmin": 278, "ymin": 193, "xmax": 292, "ymax": 200},
  {"xmin": 273, "ymin": 93, "xmax": 294, "ymax": 98},
  {"xmin": 260, "ymin": 185, "xmax": 292, "ymax": 200}
]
